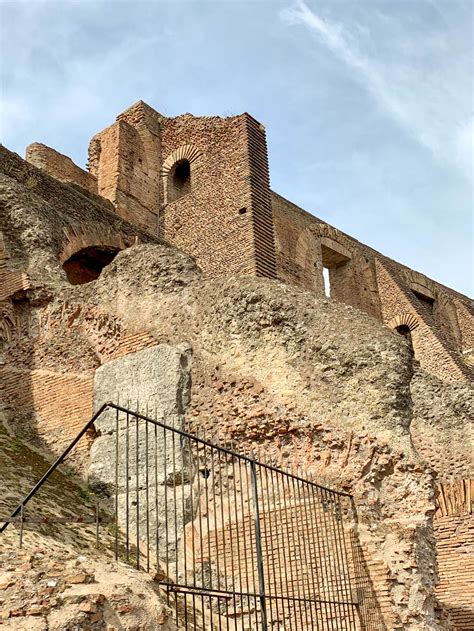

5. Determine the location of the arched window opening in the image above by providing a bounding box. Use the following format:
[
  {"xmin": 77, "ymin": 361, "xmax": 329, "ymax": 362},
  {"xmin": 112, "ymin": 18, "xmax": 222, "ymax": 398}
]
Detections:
[
  {"xmin": 395, "ymin": 324, "xmax": 414, "ymax": 353},
  {"xmin": 168, "ymin": 159, "xmax": 191, "ymax": 202},
  {"xmin": 62, "ymin": 246, "xmax": 120, "ymax": 285}
]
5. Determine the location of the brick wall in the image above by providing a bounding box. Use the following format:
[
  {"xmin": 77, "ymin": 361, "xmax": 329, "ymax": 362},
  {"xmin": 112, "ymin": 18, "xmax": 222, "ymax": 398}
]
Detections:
[
  {"xmin": 1, "ymin": 366, "xmax": 93, "ymax": 455},
  {"xmin": 434, "ymin": 480, "xmax": 474, "ymax": 630},
  {"xmin": 271, "ymin": 189, "xmax": 472, "ymax": 383},
  {"xmin": 160, "ymin": 113, "xmax": 276, "ymax": 278},
  {"xmin": 25, "ymin": 143, "xmax": 98, "ymax": 195},
  {"xmin": 0, "ymin": 270, "xmax": 30, "ymax": 301}
]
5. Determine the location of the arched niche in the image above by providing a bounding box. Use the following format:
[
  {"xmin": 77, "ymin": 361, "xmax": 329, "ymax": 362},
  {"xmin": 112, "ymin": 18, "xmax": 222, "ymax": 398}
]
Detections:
[{"xmin": 62, "ymin": 245, "xmax": 121, "ymax": 285}]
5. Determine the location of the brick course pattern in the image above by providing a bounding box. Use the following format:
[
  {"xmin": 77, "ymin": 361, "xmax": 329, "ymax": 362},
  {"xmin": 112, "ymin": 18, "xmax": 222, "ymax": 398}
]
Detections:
[
  {"xmin": 433, "ymin": 480, "xmax": 474, "ymax": 630},
  {"xmin": 16, "ymin": 99, "xmax": 470, "ymax": 382},
  {"xmin": 1, "ymin": 99, "xmax": 473, "ymax": 630}
]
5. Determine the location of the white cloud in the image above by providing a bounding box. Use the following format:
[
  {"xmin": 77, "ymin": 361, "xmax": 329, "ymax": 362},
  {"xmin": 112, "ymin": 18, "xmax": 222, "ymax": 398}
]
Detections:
[{"xmin": 281, "ymin": 0, "xmax": 473, "ymax": 180}]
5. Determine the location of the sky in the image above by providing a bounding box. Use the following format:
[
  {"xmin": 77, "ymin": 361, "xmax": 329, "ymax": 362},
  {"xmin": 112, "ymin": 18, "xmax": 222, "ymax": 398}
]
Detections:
[{"xmin": 1, "ymin": 0, "xmax": 473, "ymax": 295}]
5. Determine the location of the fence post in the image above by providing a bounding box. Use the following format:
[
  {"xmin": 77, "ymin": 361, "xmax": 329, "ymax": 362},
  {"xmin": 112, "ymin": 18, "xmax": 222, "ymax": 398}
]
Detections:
[
  {"xmin": 250, "ymin": 453, "xmax": 268, "ymax": 631},
  {"xmin": 19, "ymin": 503, "xmax": 24, "ymax": 549}
]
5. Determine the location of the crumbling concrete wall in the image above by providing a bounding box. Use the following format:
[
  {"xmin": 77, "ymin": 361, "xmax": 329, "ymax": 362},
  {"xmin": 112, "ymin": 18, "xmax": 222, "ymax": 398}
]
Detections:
[
  {"xmin": 2, "ymin": 100, "xmax": 473, "ymax": 627},
  {"xmin": 77, "ymin": 243, "xmax": 448, "ymax": 630},
  {"xmin": 411, "ymin": 368, "xmax": 473, "ymax": 482}
]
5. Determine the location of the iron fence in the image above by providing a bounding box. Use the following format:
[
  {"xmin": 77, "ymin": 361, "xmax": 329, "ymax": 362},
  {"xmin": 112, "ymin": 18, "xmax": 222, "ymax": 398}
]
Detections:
[{"xmin": 2, "ymin": 403, "xmax": 361, "ymax": 630}]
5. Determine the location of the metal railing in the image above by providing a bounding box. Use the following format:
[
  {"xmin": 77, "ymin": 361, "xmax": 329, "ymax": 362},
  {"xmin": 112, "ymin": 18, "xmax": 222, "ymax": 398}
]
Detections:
[{"xmin": 2, "ymin": 403, "xmax": 361, "ymax": 630}]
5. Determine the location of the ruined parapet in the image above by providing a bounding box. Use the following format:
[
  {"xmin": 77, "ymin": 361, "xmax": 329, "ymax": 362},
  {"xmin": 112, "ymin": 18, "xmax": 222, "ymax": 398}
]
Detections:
[{"xmin": 26, "ymin": 142, "xmax": 98, "ymax": 196}]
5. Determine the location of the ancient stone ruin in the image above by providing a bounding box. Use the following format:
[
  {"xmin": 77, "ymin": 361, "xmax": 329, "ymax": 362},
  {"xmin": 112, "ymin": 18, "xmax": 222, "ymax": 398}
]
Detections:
[{"xmin": 0, "ymin": 100, "xmax": 472, "ymax": 630}]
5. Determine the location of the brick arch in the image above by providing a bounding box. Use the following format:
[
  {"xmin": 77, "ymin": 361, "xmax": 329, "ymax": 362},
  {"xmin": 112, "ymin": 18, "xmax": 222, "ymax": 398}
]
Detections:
[
  {"xmin": 161, "ymin": 145, "xmax": 202, "ymax": 204},
  {"xmin": 59, "ymin": 227, "xmax": 138, "ymax": 264},
  {"xmin": 161, "ymin": 144, "xmax": 202, "ymax": 177},
  {"xmin": 387, "ymin": 313, "xmax": 420, "ymax": 332},
  {"xmin": 0, "ymin": 304, "xmax": 15, "ymax": 351},
  {"xmin": 310, "ymin": 223, "xmax": 355, "ymax": 256},
  {"xmin": 402, "ymin": 269, "xmax": 439, "ymax": 300}
]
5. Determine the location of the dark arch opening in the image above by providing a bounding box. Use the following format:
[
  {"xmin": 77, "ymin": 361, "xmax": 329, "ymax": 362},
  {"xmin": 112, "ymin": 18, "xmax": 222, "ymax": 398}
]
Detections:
[
  {"xmin": 168, "ymin": 159, "xmax": 191, "ymax": 202},
  {"xmin": 395, "ymin": 324, "xmax": 414, "ymax": 353},
  {"xmin": 62, "ymin": 246, "xmax": 120, "ymax": 285}
]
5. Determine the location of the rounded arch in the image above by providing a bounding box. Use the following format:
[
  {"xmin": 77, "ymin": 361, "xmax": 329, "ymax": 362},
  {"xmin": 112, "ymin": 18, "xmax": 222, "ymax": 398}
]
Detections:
[
  {"xmin": 0, "ymin": 304, "xmax": 15, "ymax": 353},
  {"xmin": 311, "ymin": 223, "xmax": 355, "ymax": 257},
  {"xmin": 59, "ymin": 228, "xmax": 137, "ymax": 285},
  {"xmin": 388, "ymin": 313, "xmax": 420, "ymax": 356},
  {"xmin": 62, "ymin": 245, "xmax": 121, "ymax": 285},
  {"xmin": 59, "ymin": 228, "xmax": 136, "ymax": 265},
  {"xmin": 387, "ymin": 313, "xmax": 420, "ymax": 332},
  {"xmin": 161, "ymin": 144, "xmax": 202, "ymax": 204}
]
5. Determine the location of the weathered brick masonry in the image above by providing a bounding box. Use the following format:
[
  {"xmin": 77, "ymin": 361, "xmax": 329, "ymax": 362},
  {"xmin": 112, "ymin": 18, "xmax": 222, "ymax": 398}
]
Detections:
[
  {"xmin": 1, "ymin": 100, "xmax": 473, "ymax": 629},
  {"xmin": 20, "ymin": 100, "xmax": 471, "ymax": 382}
]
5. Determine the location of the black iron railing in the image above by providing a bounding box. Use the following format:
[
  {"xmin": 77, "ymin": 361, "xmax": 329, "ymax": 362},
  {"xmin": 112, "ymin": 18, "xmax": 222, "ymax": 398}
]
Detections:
[{"xmin": 2, "ymin": 403, "xmax": 361, "ymax": 630}]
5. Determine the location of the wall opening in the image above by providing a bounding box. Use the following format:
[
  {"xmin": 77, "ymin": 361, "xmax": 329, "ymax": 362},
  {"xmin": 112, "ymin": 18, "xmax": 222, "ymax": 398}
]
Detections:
[
  {"xmin": 168, "ymin": 159, "xmax": 191, "ymax": 203},
  {"xmin": 321, "ymin": 242, "xmax": 351, "ymax": 300},
  {"xmin": 412, "ymin": 290, "xmax": 435, "ymax": 314},
  {"xmin": 323, "ymin": 267, "xmax": 331, "ymax": 296},
  {"xmin": 395, "ymin": 324, "xmax": 414, "ymax": 353},
  {"xmin": 62, "ymin": 246, "xmax": 120, "ymax": 285}
]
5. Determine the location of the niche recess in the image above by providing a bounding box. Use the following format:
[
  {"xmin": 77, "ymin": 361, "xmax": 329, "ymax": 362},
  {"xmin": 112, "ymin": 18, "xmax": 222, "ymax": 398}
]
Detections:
[
  {"xmin": 411, "ymin": 283, "xmax": 436, "ymax": 315},
  {"xmin": 62, "ymin": 246, "xmax": 120, "ymax": 285},
  {"xmin": 167, "ymin": 159, "xmax": 191, "ymax": 203}
]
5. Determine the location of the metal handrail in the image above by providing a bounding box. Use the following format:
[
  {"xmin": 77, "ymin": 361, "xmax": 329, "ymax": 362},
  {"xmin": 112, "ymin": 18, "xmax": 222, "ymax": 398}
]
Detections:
[
  {"xmin": 1, "ymin": 401, "xmax": 360, "ymax": 630},
  {"xmin": 1, "ymin": 402, "xmax": 352, "ymax": 535}
]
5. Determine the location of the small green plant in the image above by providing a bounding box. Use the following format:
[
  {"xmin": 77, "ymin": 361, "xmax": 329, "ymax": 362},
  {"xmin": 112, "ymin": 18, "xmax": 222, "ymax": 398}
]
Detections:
[{"xmin": 78, "ymin": 487, "xmax": 92, "ymax": 503}]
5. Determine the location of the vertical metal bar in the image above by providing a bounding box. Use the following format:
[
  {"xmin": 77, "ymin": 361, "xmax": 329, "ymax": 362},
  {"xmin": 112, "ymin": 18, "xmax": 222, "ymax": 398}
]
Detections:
[
  {"xmin": 180, "ymin": 436, "xmax": 189, "ymax": 631},
  {"xmin": 249, "ymin": 454, "xmax": 268, "ymax": 631},
  {"xmin": 187, "ymin": 436, "xmax": 197, "ymax": 628},
  {"xmin": 194, "ymin": 439, "xmax": 206, "ymax": 626},
  {"xmin": 115, "ymin": 407, "xmax": 119, "ymax": 561},
  {"xmin": 135, "ymin": 412, "xmax": 140, "ymax": 570},
  {"xmin": 334, "ymin": 495, "xmax": 356, "ymax": 627},
  {"xmin": 311, "ymin": 486, "xmax": 336, "ymax": 631},
  {"xmin": 145, "ymin": 406, "xmax": 150, "ymax": 573},
  {"xmin": 230, "ymin": 454, "xmax": 247, "ymax": 631},
  {"xmin": 323, "ymin": 489, "xmax": 348, "ymax": 630},
  {"xmin": 243, "ymin": 459, "xmax": 260, "ymax": 630},
  {"xmin": 19, "ymin": 503, "xmax": 24, "ymax": 549},
  {"xmin": 202, "ymin": 443, "xmax": 215, "ymax": 630},
  {"xmin": 236, "ymin": 456, "xmax": 253, "ymax": 631},
  {"xmin": 211, "ymin": 446, "xmax": 223, "ymax": 631},
  {"xmin": 154, "ymin": 410, "xmax": 159, "ymax": 572},
  {"xmin": 95, "ymin": 501, "xmax": 100, "ymax": 548},
  {"xmin": 262, "ymin": 467, "xmax": 283, "ymax": 624},
  {"xmin": 222, "ymin": 447, "xmax": 238, "ymax": 631},
  {"xmin": 292, "ymin": 474, "xmax": 317, "ymax": 630},
  {"xmin": 279, "ymin": 469, "xmax": 304, "ymax": 630},
  {"xmin": 125, "ymin": 408, "xmax": 130, "ymax": 563},
  {"xmin": 268, "ymin": 468, "xmax": 294, "ymax": 631},
  {"xmin": 163, "ymin": 426, "xmax": 169, "ymax": 604},
  {"xmin": 299, "ymin": 478, "xmax": 322, "ymax": 631},
  {"xmin": 171, "ymin": 431, "xmax": 179, "ymax": 624}
]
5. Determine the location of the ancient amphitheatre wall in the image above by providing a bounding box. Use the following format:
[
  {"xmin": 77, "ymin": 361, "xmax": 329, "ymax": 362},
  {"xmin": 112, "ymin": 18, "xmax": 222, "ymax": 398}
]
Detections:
[
  {"xmin": 1, "ymin": 99, "xmax": 473, "ymax": 629},
  {"xmin": 271, "ymin": 191, "xmax": 472, "ymax": 384}
]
